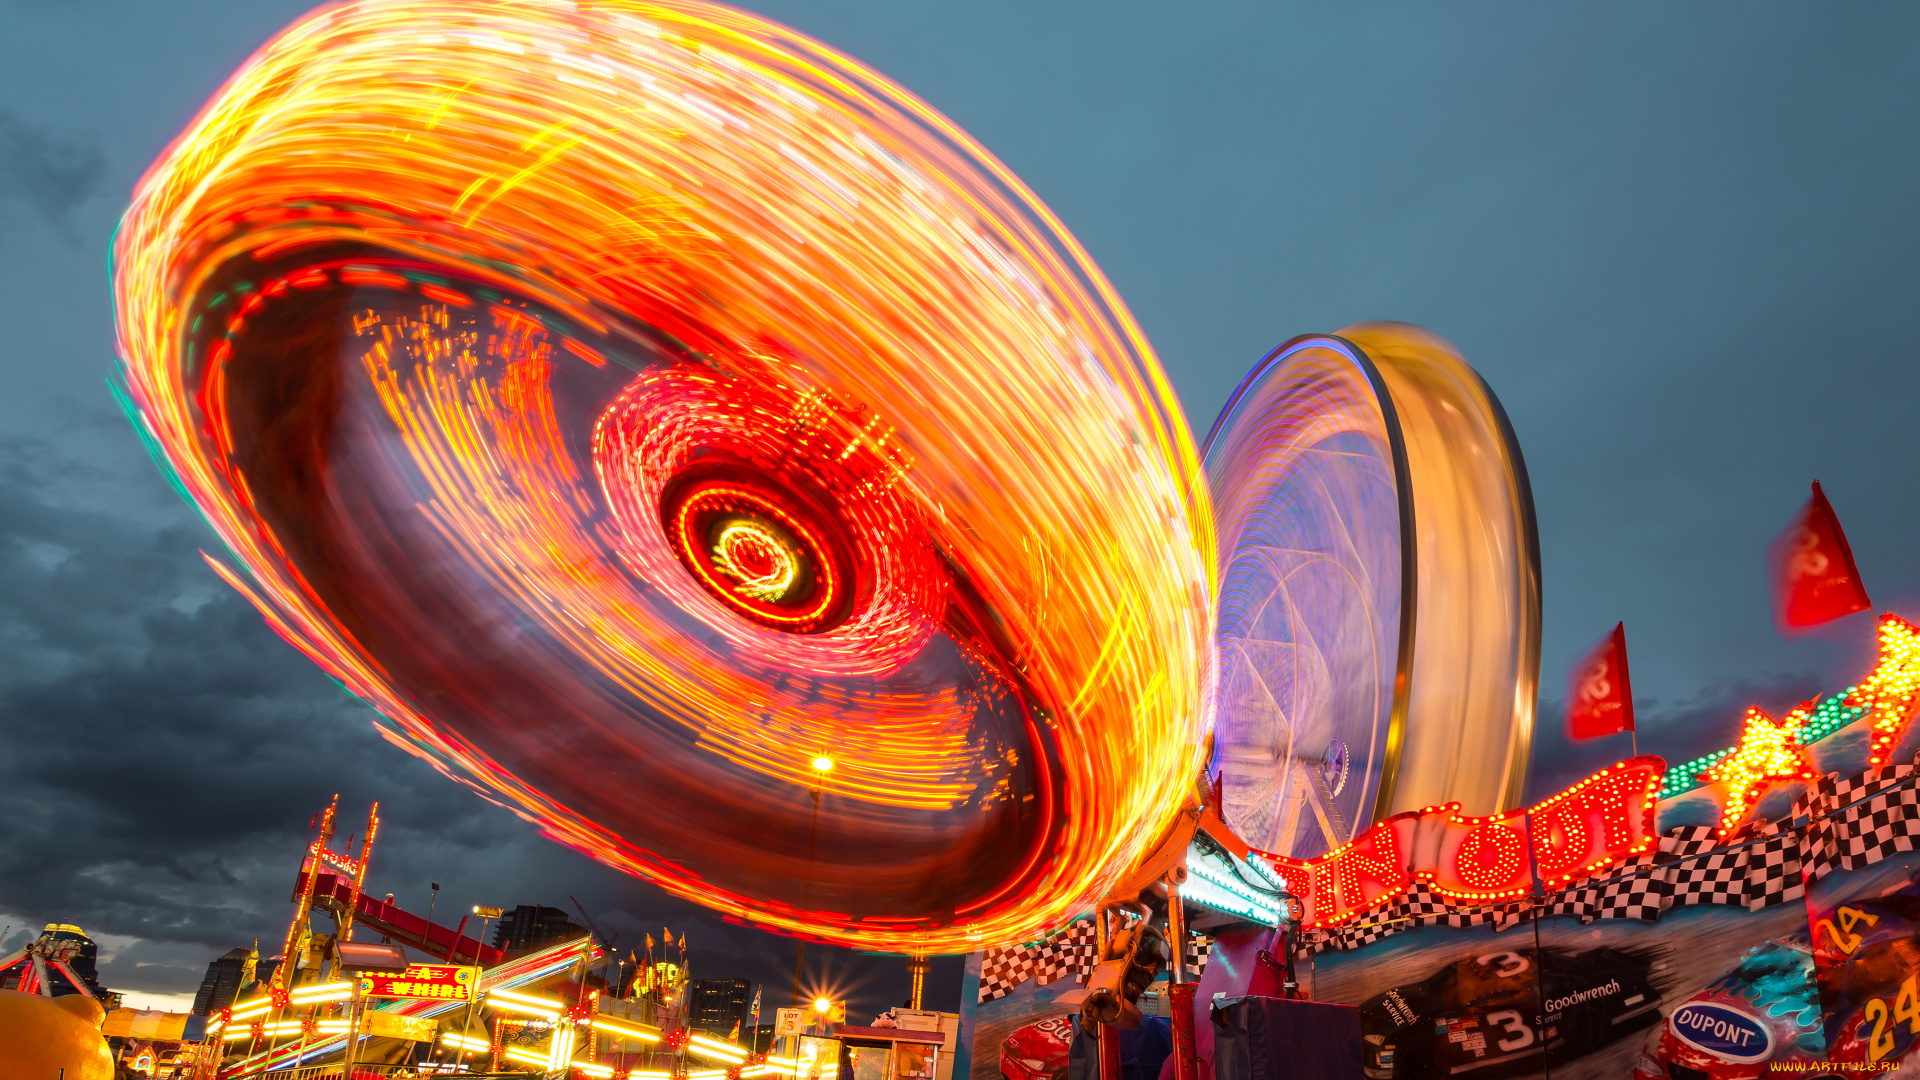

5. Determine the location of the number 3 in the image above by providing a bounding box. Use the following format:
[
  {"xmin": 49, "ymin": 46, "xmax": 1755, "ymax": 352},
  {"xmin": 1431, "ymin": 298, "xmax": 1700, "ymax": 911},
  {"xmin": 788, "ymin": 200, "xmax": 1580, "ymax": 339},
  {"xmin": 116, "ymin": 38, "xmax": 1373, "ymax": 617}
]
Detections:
[
  {"xmin": 1485, "ymin": 1010, "xmax": 1534, "ymax": 1052},
  {"xmin": 1475, "ymin": 952, "xmax": 1530, "ymax": 979}
]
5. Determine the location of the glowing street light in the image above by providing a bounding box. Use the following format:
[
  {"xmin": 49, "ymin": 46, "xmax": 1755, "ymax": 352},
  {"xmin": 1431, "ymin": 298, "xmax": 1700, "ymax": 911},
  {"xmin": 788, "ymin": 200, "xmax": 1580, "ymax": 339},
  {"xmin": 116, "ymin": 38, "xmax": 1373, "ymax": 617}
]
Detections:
[{"xmin": 792, "ymin": 757, "xmax": 832, "ymax": 1018}]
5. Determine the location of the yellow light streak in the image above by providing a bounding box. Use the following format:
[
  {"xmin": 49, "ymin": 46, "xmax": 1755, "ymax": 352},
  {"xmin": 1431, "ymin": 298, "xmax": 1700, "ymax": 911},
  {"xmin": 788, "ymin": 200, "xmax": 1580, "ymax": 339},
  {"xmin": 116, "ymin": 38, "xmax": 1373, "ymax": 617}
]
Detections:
[
  {"xmin": 221, "ymin": 1020, "xmax": 349, "ymax": 1041},
  {"xmin": 113, "ymin": 0, "xmax": 1216, "ymax": 954},
  {"xmin": 689, "ymin": 1034, "xmax": 751, "ymax": 1061},
  {"xmin": 288, "ymin": 981, "xmax": 353, "ymax": 1003},
  {"xmin": 441, "ymin": 1032, "xmax": 492, "ymax": 1051},
  {"xmin": 590, "ymin": 1015, "xmax": 663, "ymax": 1041},
  {"xmin": 487, "ymin": 987, "xmax": 565, "ymax": 1016}
]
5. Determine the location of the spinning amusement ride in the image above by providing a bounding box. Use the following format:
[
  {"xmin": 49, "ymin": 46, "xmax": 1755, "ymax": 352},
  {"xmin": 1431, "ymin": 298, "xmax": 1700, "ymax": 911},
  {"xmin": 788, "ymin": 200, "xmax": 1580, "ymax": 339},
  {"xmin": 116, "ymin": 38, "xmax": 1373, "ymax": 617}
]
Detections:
[{"xmin": 109, "ymin": 0, "xmax": 1543, "ymax": 1069}]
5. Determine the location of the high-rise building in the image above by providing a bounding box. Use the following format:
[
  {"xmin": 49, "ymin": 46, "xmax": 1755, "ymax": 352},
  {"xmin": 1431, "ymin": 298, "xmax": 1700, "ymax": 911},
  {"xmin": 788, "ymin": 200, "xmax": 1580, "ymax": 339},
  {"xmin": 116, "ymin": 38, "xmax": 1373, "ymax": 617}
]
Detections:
[
  {"xmin": 490, "ymin": 905, "xmax": 585, "ymax": 955},
  {"xmin": 689, "ymin": 978, "xmax": 753, "ymax": 1037},
  {"xmin": 192, "ymin": 947, "xmax": 252, "ymax": 1016}
]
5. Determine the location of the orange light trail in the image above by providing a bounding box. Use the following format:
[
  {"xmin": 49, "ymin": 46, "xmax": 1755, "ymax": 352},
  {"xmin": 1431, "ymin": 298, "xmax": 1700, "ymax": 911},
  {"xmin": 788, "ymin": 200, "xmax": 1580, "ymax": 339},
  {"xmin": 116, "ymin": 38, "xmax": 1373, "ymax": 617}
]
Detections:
[{"xmin": 113, "ymin": 0, "xmax": 1213, "ymax": 953}]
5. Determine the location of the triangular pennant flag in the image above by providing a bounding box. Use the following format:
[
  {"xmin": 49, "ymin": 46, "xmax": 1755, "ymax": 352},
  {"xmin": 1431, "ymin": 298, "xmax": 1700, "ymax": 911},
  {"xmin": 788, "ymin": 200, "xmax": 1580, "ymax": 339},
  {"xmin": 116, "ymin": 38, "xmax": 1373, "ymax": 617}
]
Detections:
[
  {"xmin": 1568, "ymin": 622, "xmax": 1634, "ymax": 741},
  {"xmin": 1770, "ymin": 481, "xmax": 1870, "ymax": 630}
]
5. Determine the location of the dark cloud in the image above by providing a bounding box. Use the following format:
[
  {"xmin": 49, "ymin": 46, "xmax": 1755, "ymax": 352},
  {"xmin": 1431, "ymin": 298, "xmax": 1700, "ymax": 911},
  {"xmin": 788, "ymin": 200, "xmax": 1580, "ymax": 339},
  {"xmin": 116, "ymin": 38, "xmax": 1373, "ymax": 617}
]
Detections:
[
  {"xmin": 1524, "ymin": 671, "xmax": 1827, "ymax": 805},
  {"xmin": 0, "ymin": 106, "xmax": 104, "ymax": 237},
  {"xmin": 0, "ymin": 431, "xmax": 955, "ymax": 1013}
]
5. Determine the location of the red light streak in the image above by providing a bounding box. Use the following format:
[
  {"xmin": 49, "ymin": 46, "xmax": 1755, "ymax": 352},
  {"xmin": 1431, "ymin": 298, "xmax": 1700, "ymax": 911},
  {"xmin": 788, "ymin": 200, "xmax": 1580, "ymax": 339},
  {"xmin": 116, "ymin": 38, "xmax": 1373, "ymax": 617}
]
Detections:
[{"xmin": 112, "ymin": 0, "xmax": 1214, "ymax": 953}]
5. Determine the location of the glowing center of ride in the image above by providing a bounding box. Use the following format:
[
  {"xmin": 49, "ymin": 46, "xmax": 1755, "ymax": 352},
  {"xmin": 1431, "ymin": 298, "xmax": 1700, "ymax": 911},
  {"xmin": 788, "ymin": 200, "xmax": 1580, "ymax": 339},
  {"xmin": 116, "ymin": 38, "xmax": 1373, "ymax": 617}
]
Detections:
[
  {"xmin": 663, "ymin": 477, "xmax": 851, "ymax": 634},
  {"xmin": 712, "ymin": 518, "xmax": 801, "ymax": 601}
]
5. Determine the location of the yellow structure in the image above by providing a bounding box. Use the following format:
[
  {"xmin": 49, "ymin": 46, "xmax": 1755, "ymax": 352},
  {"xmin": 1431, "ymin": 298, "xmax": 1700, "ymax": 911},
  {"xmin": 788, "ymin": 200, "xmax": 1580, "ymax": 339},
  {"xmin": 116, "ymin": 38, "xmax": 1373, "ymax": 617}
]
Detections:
[{"xmin": 0, "ymin": 988, "xmax": 113, "ymax": 1080}]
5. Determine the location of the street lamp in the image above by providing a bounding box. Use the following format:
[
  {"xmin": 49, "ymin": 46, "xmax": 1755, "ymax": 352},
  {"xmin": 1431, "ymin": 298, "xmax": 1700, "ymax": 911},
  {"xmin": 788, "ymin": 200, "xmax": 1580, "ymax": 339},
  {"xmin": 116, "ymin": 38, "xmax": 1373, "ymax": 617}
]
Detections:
[
  {"xmin": 459, "ymin": 906, "xmax": 503, "ymax": 1066},
  {"xmin": 790, "ymin": 757, "xmax": 833, "ymax": 1052}
]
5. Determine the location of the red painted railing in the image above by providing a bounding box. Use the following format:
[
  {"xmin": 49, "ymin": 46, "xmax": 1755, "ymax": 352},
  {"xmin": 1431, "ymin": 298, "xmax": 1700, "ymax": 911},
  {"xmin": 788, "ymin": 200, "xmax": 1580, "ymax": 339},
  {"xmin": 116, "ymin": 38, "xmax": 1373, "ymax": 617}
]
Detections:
[{"xmin": 292, "ymin": 872, "xmax": 506, "ymax": 966}]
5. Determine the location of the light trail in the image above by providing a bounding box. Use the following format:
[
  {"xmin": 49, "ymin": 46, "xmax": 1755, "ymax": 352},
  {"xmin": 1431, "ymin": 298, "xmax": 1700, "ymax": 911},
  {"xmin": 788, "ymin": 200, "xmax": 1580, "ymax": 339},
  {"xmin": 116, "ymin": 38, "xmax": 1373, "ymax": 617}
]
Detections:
[{"xmin": 114, "ymin": 0, "xmax": 1214, "ymax": 952}]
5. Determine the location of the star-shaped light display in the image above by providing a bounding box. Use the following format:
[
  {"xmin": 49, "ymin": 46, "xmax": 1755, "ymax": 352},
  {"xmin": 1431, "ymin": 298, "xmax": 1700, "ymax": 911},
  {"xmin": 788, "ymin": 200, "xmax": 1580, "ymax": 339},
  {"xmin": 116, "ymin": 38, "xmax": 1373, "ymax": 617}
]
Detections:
[
  {"xmin": 1852, "ymin": 613, "xmax": 1920, "ymax": 767},
  {"xmin": 1702, "ymin": 706, "xmax": 1816, "ymax": 835}
]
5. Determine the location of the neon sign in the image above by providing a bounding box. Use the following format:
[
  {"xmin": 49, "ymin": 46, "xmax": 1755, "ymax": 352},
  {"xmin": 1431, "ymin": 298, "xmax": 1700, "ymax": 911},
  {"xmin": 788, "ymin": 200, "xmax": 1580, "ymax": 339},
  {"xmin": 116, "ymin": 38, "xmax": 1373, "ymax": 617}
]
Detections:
[
  {"xmin": 1265, "ymin": 757, "xmax": 1663, "ymax": 928},
  {"xmin": 1700, "ymin": 708, "xmax": 1815, "ymax": 834},
  {"xmin": 307, "ymin": 839, "xmax": 361, "ymax": 877}
]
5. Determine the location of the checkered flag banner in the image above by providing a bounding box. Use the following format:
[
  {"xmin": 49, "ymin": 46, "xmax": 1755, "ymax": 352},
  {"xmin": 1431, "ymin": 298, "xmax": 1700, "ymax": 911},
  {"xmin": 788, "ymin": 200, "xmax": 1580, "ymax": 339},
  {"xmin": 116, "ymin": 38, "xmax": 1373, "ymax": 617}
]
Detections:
[
  {"xmin": 978, "ymin": 941, "xmax": 1037, "ymax": 1004},
  {"xmin": 1799, "ymin": 761, "xmax": 1920, "ymax": 883},
  {"xmin": 978, "ymin": 918, "xmax": 1211, "ymax": 1002},
  {"xmin": 1034, "ymin": 919, "xmax": 1097, "ymax": 987},
  {"xmin": 992, "ymin": 758, "xmax": 1920, "ymax": 977},
  {"xmin": 1305, "ymin": 884, "xmax": 1509, "ymax": 954},
  {"xmin": 1183, "ymin": 932, "xmax": 1212, "ymax": 978},
  {"xmin": 1588, "ymin": 864, "xmax": 1671, "ymax": 921},
  {"xmin": 1746, "ymin": 820, "xmax": 1805, "ymax": 909},
  {"xmin": 1668, "ymin": 844, "xmax": 1746, "ymax": 908},
  {"xmin": 1661, "ymin": 825, "xmax": 1719, "ymax": 858},
  {"xmin": 1302, "ymin": 815, "xmax": 1834, "ymax": 955}
]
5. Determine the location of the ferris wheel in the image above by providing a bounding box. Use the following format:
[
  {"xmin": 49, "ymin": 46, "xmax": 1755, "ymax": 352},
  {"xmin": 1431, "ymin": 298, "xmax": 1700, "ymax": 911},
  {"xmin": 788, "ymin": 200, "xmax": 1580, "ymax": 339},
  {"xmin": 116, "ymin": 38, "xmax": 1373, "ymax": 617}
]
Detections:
[{"xmin": 1205, "ymin": 324, "xmax": 1542, "ymax": 859}]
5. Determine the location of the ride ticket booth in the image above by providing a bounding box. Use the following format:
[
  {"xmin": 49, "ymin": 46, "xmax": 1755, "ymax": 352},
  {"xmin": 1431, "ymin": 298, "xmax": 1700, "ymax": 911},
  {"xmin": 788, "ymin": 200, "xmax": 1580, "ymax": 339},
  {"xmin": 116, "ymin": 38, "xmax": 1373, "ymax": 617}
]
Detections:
[{"xmin": 833, "ymin": 1025, "xmax": 948, "ymax": 1080}]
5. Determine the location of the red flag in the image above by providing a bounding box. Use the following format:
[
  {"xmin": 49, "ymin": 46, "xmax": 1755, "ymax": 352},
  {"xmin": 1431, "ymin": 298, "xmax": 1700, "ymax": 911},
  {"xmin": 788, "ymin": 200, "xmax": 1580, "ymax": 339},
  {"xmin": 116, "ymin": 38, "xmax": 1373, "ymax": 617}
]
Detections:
[
  {"xmin": 1568, "ymin": 622, "xmax": 1634, "ymax": 740},
  {"xmin": 1770, "ymin": 481, "xmax": 1870, "ymax": 630}
]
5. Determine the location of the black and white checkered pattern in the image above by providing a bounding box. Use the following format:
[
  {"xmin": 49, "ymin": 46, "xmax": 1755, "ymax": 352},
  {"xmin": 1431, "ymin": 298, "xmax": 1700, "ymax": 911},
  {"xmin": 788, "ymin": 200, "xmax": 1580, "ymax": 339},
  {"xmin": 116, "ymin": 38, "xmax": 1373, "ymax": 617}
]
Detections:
[
  {"xmin": 1299, "ymin": 885, "xmax": 1513, "ymax": 954},
  {"xmin": 1822, "ymin": 783, "xmax": 1920, "ymax": 872},
  {"xmin": 979, "ymin": 921, "xmax": 1214, "ymax": 1001},
  {"xmin": 1297, "ymin": 814, "xmax": 1835, "ymax": 956},
  {"xmin": 1314, "ymin": 899, "xmax": 1416, "ymax": 952},
  {"xmin": 1489, "ymin": 903, "xmax": 1530, "ymax": 933},
  {"xmin": 1799, "ymin": 760, "xmax": 1920, "ymax": 883},
  {"xmin": 1668, "ymin": 846, "xmax": 1747, "ymax": 906},
  {"xmin": 1829, "ymin": 764, "xmax": 1915, "ymax": 809},
  {"xmin": 1661, "ymin": 825, "xmax": 1720, "ymax": 858},
  {"xmin": 1035, "ymin": 757, "xmax": 1920, "ymax": 970},
  {"xmin": 1540, "ymin": 890, "xmax": 1597, "ymax": 922},
  {"xmin": 1184, "ymin": 933, "xmax": 1212, "ymax": 978},
  {"xmin": 1386, "ymin": 883, "xmax": 1452, "ymax": 923},
  {"xmin": 1589, "ymin": 867, "xmax": 1671, "ymax": 920},
  {"xmin": 979, "ymin": 943, "xmax": 1037, "ymax": 1003},
  {"xmin": 1746, "ymin": 822, "xmax": 1805, "ymax": 909},
  {"xmin": 1033, "ymin": 919, "xmax": 1097, "ymax": 986}
]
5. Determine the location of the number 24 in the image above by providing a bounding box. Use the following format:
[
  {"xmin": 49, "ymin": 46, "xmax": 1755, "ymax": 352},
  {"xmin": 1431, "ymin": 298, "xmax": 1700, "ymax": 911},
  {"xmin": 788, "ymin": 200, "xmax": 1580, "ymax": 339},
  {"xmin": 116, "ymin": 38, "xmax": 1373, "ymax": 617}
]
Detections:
[{"xmin": 1861, "ymin": 974, "xmax": 1920, "ymax": 1064}]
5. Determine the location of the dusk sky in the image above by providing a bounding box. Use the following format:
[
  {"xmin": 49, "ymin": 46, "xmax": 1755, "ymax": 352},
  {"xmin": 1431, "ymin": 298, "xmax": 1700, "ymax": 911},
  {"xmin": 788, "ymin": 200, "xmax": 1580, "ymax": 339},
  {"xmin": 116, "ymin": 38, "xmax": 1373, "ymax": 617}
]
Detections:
[{"xmin": 1, "ymin": 0, "xmax": 1916, "ymax": 1015}]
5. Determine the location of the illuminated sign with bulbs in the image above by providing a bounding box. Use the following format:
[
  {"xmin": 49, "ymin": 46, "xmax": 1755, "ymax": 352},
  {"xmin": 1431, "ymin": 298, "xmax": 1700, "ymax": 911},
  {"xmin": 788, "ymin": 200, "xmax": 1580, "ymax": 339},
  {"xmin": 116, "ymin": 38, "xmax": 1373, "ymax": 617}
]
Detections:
[{"xmin": 1265, "ymin": 756, "xmax": 1664, "ymax": 929}]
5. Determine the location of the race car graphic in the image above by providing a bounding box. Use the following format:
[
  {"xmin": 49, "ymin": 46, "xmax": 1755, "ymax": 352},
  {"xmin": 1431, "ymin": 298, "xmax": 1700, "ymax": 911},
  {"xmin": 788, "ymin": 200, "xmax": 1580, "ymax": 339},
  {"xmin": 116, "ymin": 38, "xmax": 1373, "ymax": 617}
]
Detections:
[
  {"xmin": 1359, "ymin": 946, "xmax": 1663, "ymax": 1079},
  {"xmin": 999, "ymin": 1014, "xmax": 1173, "ymax": 1080},
  {"xmin": 1001, "ymin": 1016, "xmax": 1074, "ymax": 1080},
  {"xmin": 1632, "ymin": 939, "xmax": 1833, "ymax": 1080},
  {"xmin": 1809, "ymin": 874, "xmax": 1920, "ymax": 1067}
]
